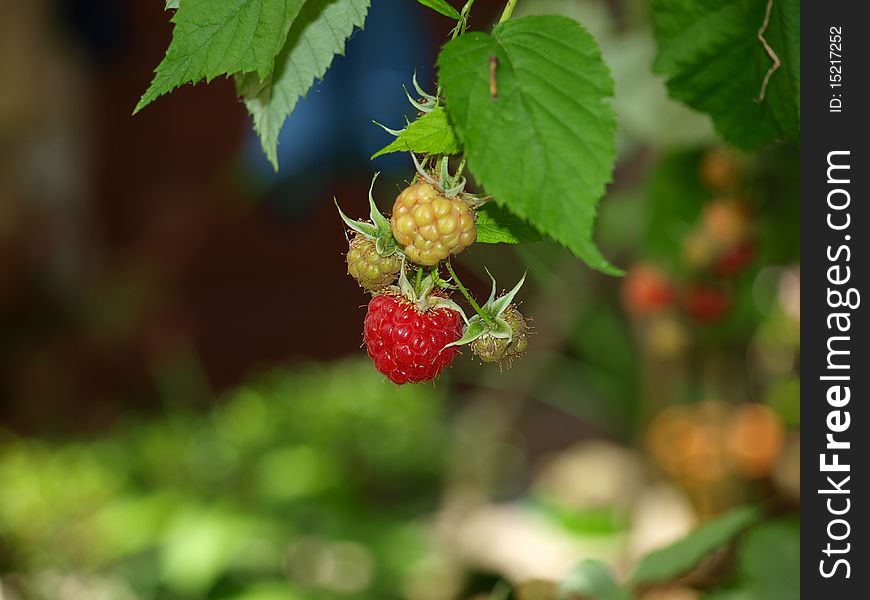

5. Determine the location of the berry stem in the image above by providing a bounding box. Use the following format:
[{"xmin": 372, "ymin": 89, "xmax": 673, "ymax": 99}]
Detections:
[
  {"xmin": 415, "ymin": 266, "xmax": 424, "ymax": 293},
  {"xmin": 453, "ymin": 0, "xmax": 476, "ymax": 39},
  {"xmin": 498, "ymin": 0, "xmax": 518, "ymax": 24},
  {"xmin": 445, "ymin": 260, "xmax": 493, "ymax": 325},
  {"xmin": 455, "ymin": 156, "xmax": 467, "ymax": 180}
]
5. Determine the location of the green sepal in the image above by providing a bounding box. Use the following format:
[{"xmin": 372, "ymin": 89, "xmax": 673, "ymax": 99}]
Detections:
[
  {"xmin": 444, "ymin": 313, "xmax": 513, "ymax": 351},
  {"xmin": 335, "ymin": 173, "xmax": 399, "ymax": 257},
  {"xmin": 397, "ymin": 265, "xmax": 434, "ymax": 303},
  {"xmin": 412, "ymin": 71, "xmax": 438, "ymax": 103},
  {"xmin": 392, "ymin": 266, "xmax": 468, "ymax": 320},
  {"xmin": 490, "ymin": 271, "xmax": 526, "ymax": 316},
  {"xmin": 404, "ymin": 85, "xmax": 435, "ymax": 113},
  {"xmin": 335, "ymin": 198, "xmax": 378, "ymax": 238},
  {"xmin": 446, "ymin": 271, "xmax": 527, "ymax": 349},
  {"xmin": 367, "ymin": 173, "xmax": 393, "ymax": 234},
  {"xmin": 404, "ymin": 70, "xmax": 439, "ymax": 113},
  {"xmin": 372, "ymin": 120, "xmax": 406, "ymax": 137},
  {"xmin": 429, "ymin": 296, "xmax": 467, "ymax": 322},
  {"xmin": 444, "ymin": 316, "xmax": 488, "ymax": 349}
]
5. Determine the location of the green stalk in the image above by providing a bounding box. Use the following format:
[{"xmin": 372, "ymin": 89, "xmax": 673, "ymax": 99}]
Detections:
[
  {"xmin": 453, "ymin": 0, "xmax": 476, "ymax": 39},
  {"xmin": 445, "ymin": 260, "xmax": 493, "ymax": 324},
  {"xmin": 498, "ymin": 0, "xmax": 518, "ymax": 24},
  {"xmin": 454, "ymin": 156, "xmax": 467, "ymax": 180}
]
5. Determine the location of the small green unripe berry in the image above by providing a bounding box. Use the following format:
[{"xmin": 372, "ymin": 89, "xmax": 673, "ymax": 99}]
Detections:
[
  {"xmin": 470, "ymin": 306, "xmax": 530, "ymax": 364},
  {"xmin": 346, "ymin": 233, "xmax": 402, "ymax": 291},
  {"xmin": 504, "ymin": 307, "xmax": 530, "ymax": 354},
  {"xmin": 470, "ymin": 335, "xmax": 511, "ymax": 363}
]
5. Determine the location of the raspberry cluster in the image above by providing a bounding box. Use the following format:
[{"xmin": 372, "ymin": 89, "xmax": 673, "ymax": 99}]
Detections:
[
  {"xmin": 336, "ymin": 79, "xmax": 529, "ymax": 384},
  {"xmin": 337, "ymin": 170, "xmax": 530, "ymax": 383}
]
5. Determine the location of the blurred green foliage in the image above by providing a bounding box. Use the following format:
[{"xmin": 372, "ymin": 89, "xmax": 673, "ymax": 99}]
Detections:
[{"xmin": 1, "ymin": 360, "xmax": 446, "ymax": 600}]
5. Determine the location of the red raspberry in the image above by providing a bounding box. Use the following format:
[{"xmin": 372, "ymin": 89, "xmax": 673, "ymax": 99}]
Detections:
[
  {"xmin": 391, "ymin": 181, "xmax": 476, "ymax": 266},
  {"xmin": 364, "ymin": 293, "xmax": 463, "ymax": 384},
  {"xmin": 683, "ymin": 284, "xmax": 731, "ymax": 323}
]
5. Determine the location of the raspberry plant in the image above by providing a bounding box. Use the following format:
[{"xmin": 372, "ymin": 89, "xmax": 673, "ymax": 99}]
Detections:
[{"xmin": 137, "ymin": 0, "xmax": 799, "ymax": 383}]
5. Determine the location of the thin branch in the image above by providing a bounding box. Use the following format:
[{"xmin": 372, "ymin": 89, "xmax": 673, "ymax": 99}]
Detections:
[{"xmin": 755, "ymin": 0, "xmax": 781, "ymax": 103}]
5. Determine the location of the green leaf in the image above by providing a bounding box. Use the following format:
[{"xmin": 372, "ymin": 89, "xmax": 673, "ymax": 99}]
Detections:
[
  {"xmin": 238, "ymin": 0, "xmax": 371, "ymax": 169},
  {"xmin": 737, "ymin": 520, "xmax": 799, "ymax": 600},
  {"xmin": 475, "ymin": 203, "xmax": 543, "ymax": 244},
  {"xmin": 416, "ymin": 0, "xmax": 461, "ymax": 20},
  {"xmin": 438, "ymin": 16, "xmax": 619, "ymax": 274},
  {"xmin": 136, "ymin": 0, "xmax": 304, "ymax": 113},
  {"xmin": 371, "ymin": 107, "xmax": 461, "ymax": 159},
  {"xmin": 165, "ymin": 0, "xmax": 180, "ymax": 9},
  {"xmin": 651, "ymin": 0, "xmax": 800, "ymax": 148},
  {"xmin": 559, "ymin": 560, "xmax": 628, "ymax": 600},
  {"xmin": 630, "ymin": 506, "xmax": 762, "ymax": 586}
]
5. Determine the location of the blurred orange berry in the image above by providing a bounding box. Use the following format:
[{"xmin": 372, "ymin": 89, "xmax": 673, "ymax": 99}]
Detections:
[
  {"xmin": 699, "ymin": 148, "xmax": 739, "ymax": 191},
  {"xmin": 622, "ymin": 264, "xmax": 676, "ymax": 316},
  {"xmin": 682, "ymin": 229, "xmax": 715, "ymax": 271},
  {"xmin": 647, "ymin": 403, "xmax": 729, "ymax": 483},
  {"xmin": 702, "ymin": 198, "xmax": 753, "ymax": 248},
  {"xmin": 725, "ymin": 404, "xmax": 785, "ymax": 478}
]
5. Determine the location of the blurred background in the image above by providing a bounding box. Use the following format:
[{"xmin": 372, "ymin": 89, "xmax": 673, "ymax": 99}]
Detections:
[{"xmin": 0, "ymin": 1, "xmax": 799, "ymax": 599}]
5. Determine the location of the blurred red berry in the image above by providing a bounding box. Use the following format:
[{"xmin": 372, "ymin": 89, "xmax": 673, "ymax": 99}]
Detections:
[
  {"xmin": 622, "ymin": 264, "xmax": 676, "ymax": 315},
  {"xmin": 683, "ymin": 285, "xmax": 731, "ymax": 323},
  {"xmin": 714, "ymin": 238, "xmax": 756, "ymax": 276}
]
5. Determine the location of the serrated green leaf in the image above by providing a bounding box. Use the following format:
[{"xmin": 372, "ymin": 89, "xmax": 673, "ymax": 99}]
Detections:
[
  {"xmin": 136, "ymin": 0, "xmax": 303, "ymax": 113},
  {"xmin": 475, "ymin": 203, "xmax": 542, "ymax": 244},
  {"xmin": 371, "ymin": 107, "xmax": 460, "ymax": 159},
  {"xmin": 651, "ymin": 0, "xmax": 799, "ymax": 148},
  {"xmin": 630, "ymin": 506, "xmax": 762, "ymax": 586},
  {"xmin": 416, "ymin": 0, "xmax": 461, "ymax": 20},
  {"xmin": 238, "ymin": 0, "xmax": 370, "ymax": 169},
  {"xmin": 558, "ymin": 560, "xmax": 628, "ymax": 600},
  {"xmin": 438, "ymin": 16, "xmax": 619, "ymax": 274}
]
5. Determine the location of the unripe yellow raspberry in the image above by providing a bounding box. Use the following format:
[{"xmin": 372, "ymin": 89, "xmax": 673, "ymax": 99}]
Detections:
[{"xmin": 390, "ymin": 181, "xmax": 476, "ymax": 266}]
